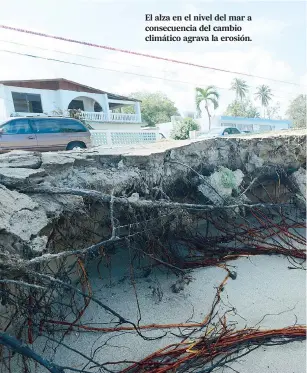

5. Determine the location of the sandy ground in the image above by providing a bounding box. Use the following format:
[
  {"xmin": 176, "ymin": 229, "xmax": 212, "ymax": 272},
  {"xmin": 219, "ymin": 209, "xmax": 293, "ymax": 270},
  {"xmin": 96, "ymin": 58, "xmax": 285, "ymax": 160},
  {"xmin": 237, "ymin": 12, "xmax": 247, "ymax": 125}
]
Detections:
[{"xmin": 28, "ymin": 226, "xmax": 306, "ymax": 373}]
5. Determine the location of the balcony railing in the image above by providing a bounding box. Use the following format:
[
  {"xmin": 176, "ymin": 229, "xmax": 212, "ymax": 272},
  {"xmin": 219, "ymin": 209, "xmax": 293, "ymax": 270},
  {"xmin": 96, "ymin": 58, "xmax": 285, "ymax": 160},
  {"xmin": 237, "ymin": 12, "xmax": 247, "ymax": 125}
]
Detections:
[
  {"xmin": 80, "ymin": 111, "xmax": 141, "ymax": 123},
  {"xmin": 79, "ymin": 112, "xmax": 106, "ymax": 122},
  {"xmin": 10, "ymin": 111, "xmax": 141, "ymax": 123}
]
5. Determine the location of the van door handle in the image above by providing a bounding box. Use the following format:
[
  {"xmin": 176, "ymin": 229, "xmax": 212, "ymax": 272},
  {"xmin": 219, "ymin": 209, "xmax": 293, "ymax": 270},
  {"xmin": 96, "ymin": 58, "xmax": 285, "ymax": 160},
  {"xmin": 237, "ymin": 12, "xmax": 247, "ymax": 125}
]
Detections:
[{"xmin": 28, "ymin": 136, "xmax": 35, "ymax": 139}]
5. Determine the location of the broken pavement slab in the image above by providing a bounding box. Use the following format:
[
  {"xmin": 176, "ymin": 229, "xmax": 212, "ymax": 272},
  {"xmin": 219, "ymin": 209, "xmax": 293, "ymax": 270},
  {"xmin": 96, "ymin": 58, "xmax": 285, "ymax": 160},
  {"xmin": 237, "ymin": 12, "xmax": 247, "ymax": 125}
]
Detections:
[
  {"xmin": 0, "ymin": 150, "xmax": 42, "ymax": 169},
  {"xmin": 0, "ymin": 167, "xmax": 46, "ymax": 187},
  {"xmin": 0, "ymin": 129, "xmax": 305, "ymax": 260},
  {"xmin": 41, "ymin": 152, "xmax": 76, "ymax": 171}
]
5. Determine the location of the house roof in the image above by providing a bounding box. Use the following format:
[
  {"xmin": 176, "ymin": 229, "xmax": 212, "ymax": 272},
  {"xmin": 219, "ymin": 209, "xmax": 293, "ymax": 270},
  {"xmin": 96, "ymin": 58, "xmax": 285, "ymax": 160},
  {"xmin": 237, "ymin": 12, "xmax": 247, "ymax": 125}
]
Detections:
[
  {"xmin": 220, "ymin": 116, "xmax": 291, "ymax": 124},
  {"xmin": 0, "ymin": 78, "xmax": 141, "ymax": 102}
]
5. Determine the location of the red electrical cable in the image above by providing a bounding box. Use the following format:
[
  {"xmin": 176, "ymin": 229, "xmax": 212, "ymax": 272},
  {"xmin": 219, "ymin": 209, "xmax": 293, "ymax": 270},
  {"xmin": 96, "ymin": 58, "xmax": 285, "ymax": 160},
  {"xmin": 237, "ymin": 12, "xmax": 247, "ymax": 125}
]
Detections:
[{"xmin": 0, "ymin": 25, "xmax": 304, "ymax": 86}]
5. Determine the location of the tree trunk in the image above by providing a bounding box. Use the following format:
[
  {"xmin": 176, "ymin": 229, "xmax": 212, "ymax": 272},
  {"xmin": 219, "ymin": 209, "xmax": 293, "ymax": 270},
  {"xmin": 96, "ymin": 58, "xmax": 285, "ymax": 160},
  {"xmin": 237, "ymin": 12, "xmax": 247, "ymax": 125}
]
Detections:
[{"xmin": 205, "ymin": 105, "xmax": 211, "ymax": 130}]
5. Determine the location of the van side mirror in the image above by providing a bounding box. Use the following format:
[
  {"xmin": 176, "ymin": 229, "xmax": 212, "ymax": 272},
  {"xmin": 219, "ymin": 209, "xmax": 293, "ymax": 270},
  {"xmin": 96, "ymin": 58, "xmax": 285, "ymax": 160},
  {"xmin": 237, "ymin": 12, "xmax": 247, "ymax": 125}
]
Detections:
[{"xmin": 0, "ymin": 128, "xmax": 3, "ymax": 136}]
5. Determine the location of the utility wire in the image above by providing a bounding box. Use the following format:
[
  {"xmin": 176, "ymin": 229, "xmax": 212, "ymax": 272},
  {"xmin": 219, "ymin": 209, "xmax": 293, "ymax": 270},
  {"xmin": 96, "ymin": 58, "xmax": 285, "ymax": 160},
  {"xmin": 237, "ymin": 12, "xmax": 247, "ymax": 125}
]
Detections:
[
  {"xmin": 0, "ymin": 49, "xmax": 300, "ymax": 102},
  {"xmin": 0, "ymin": 39, "xmax": 302, "ymax": 98},
  {"xmin": 0, "ymin": 24, "xmax": 305, "ymax": 87}
]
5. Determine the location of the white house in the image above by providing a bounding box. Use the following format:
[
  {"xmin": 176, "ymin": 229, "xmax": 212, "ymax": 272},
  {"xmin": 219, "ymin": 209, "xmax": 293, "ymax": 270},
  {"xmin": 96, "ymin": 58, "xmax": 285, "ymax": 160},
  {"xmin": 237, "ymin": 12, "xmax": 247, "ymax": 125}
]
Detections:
[
  {"xmin": 210, "ymin": 115, "xmax": 292, "ymax": 132},
  {"xmin": 0, "ymin": 78, "xmax": 143, "ymax": 130}
]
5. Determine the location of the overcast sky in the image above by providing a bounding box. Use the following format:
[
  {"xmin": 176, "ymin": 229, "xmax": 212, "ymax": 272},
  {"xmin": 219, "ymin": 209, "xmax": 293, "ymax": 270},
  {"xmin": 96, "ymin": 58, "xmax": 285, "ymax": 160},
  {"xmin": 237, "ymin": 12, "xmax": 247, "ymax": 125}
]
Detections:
[{"xmin": 0, "ymin": 0, "xmax": 306, "ymax": 117}]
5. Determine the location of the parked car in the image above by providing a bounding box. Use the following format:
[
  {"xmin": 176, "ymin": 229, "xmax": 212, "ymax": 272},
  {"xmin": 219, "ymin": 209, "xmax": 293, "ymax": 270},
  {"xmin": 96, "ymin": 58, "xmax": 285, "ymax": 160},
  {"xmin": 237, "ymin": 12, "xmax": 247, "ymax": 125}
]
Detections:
[
  {"xmin": 197, "ymin": 127, "xmax": 241, "ymax": 139},
  {"xmin": 0, "ymin": 117, "xmax": 91, "ymax": 152}
]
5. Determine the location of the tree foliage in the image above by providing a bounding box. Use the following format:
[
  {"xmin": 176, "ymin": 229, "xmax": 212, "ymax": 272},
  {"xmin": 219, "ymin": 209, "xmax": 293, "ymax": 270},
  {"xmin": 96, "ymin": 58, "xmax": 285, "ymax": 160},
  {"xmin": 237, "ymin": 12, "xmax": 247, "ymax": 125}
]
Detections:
[
  {"xmin": 195, "ymin": 86, "xmax": 219, "ymax": 129},
  {"xmin": 286, "ymin": 94, "xmax": 306, "ymax": 128},
  {"xmin": 230, "ymin": 78, "xmax": 249, "ymax": 101},
  {"xmin": 122, "ymin": 92, "xmax": 179, "ymax": 126},
  {"xmin": 254, "ymin": 85, "xmax": 273, "ymax": 117},
  {"xmin": 170, "ymin": 117, "xmax": 200, "ymax": 140},
  {"xmin": 224, "ymin": 99, "xmax": 260, "ymax": 118},
  {"xmin": 266, "ymin": 102, "xmax": 282, "ymax": 120}
]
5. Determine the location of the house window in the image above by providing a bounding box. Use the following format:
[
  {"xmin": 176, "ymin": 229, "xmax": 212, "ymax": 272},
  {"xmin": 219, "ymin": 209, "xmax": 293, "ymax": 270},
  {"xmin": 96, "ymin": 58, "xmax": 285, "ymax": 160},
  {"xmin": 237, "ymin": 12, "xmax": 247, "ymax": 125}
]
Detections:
[
  {"xmin": 68, "ymin": 100, "xmax": 84, "ymax": 110},
  {"xmin": 12, "ymin": 92, "xmax": 43, "ymax": 113}
]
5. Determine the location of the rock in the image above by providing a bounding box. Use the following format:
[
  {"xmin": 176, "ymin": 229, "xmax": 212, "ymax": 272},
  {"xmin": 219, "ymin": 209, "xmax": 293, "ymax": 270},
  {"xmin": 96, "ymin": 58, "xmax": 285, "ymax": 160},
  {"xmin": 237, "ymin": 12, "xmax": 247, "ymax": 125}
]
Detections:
[
  {"xmin": 117, "ymin": 160, "xmax": 125, "ymax": 169},
  {"xmin": 291, "ymin": 167, "xmax": 306, "ymax": 197},
  {"xmin": 0, "ymin": 185, "xmax": 48, "ymax": 242},
  {"xmin": 128, "ymin": 193, "xmax": 139, "ymax": 202},
  {"xmin": 29, "ymin": 235, "xmax": 48, "ymax": 253},
  {"xmin": 31, "ymin": 194, "xmax": 84, "ymax": 219},
  {"xmin": 245, "ymin": 153, "xmax": 264, "ymax": 173},
  {"xmin": 198, "ymin": 167, "xmax": 244, "ymax": 205}
]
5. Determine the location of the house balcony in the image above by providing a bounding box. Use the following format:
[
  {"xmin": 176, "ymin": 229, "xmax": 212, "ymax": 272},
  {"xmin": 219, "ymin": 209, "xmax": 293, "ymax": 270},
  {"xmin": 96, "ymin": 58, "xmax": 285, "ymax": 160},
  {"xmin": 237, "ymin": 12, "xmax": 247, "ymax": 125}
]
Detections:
[
  {"xmin": 79, "ymin": 111, "xmax": 141, "ymax": 123},
  {"xmin": 9, "ymin": 111, "xmax": 142, "ymax": 124}
]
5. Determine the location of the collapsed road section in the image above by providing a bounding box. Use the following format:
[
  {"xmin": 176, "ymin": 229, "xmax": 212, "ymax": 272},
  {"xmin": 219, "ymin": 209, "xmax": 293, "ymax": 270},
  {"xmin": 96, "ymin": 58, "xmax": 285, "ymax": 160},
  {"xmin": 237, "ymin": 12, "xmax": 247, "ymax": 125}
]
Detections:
[{"xmin": 0, "ymin": 130, "xmax": 306, "ymax": 373}]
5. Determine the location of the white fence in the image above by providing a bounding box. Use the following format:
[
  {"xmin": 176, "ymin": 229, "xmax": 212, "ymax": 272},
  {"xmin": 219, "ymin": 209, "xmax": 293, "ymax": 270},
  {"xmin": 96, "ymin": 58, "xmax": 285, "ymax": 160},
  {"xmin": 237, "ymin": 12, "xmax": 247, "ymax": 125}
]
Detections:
[
  {"xmin": 90, "ymin": 130, "xmax": 159, "ymax": 147},
  {"xmin": 80, "ymin": 111, "xmax": 140, "ymax": 123}
]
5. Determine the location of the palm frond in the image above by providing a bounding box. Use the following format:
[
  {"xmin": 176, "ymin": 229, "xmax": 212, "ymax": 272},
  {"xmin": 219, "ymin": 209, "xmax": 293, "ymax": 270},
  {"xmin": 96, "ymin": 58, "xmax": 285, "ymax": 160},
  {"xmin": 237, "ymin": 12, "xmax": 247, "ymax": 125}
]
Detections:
[{"xmin": 208, "ymin": 97, "xmax": 219, "ymax": 110}]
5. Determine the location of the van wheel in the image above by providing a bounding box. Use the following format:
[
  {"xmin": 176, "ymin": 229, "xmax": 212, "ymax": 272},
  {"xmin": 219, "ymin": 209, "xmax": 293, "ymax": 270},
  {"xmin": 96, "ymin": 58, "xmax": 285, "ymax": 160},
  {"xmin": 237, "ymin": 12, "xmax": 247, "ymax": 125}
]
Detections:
[{"xmin": 66, "ymin": 142, "xmax": 86, "ymax": 151}]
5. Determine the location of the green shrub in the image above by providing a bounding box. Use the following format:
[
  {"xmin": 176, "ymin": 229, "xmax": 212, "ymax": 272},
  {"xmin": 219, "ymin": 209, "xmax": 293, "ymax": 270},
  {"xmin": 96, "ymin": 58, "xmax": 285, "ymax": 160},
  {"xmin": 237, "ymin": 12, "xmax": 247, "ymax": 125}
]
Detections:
[{"xmin": 170, "ymin": 117, "xmax": 200, "ymax": 140}]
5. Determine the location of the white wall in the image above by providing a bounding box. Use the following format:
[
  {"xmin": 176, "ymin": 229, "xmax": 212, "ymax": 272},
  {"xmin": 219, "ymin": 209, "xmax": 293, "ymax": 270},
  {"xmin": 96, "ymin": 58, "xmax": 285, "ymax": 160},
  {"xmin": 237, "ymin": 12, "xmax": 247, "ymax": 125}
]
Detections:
[
  {"xmin": 195, "ymin": 116, "xmax": 211, "ymax": 132},
  {"xmin": 0, "ymin": 84, "xmax": 60, "ymax": 119},
  {"xmin": 88, "ymin": 122, "xmax": 143, "ymax": 130},
  {"xmin": 58, "ymin": 90, "xmax": 107, "ymax": 112},
  {"xmin": 158, "ymin": 117, "xmax": 212, "ymax": 138},
  {"xmin": 218, "ymin": 116, "xmax": 291, "ymax": 131},
  {"xmin": 157, "ymin": 122, "xmax": 173, "ymax": 138},
  {"xmin": 0, "ymin": 84, "xmax": 8, "ymax": 120}
]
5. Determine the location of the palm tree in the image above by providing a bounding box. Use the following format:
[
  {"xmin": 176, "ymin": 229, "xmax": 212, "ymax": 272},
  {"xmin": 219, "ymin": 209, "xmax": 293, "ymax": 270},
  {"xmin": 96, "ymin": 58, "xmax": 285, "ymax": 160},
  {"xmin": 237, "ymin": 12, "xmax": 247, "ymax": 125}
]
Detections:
[
  {"xmin": 230, "ymin": 78, "xmax": 249, "ymax": 101},
  {"xmin": 195, "ymin": 86, "xmax": 219, "ymax": 130},
  {"xmin": 254, "ymin": 85, "xmax": 273, "ymax": 117}
]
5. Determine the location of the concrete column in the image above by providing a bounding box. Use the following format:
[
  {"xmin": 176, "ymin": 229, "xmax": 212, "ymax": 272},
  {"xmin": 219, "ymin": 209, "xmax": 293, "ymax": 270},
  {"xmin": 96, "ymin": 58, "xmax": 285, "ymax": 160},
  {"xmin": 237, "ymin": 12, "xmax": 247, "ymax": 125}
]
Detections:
[
  {"xmin": 0, "ymin": 85, "xmax": 10, "ymax": 120},
  {"xmin": 102, "ymin": 94, "xmax": 110, "ymax": 121},
  {"xmin": 83, "ymin": 97, "xmax": 95, "ymax": 111},
  {"xmin": 134, "ymin": 102, "xmax": 141, "ymax": 122},
  {"xmin": 105, "ymin": 130, "xmax": 112, "ymax": 146},
  {"xmin": 56, "ymin": 90, "xmax": 72, "ymax": 115}
]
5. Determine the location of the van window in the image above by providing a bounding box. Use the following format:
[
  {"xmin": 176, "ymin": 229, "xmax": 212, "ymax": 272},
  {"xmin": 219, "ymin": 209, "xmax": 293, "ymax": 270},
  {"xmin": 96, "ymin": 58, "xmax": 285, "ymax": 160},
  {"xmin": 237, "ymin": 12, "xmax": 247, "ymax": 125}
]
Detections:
[
  {"xmin": 1, "ymin": 119, "xmax": 33, "ymax": 134},
  {"xmin": 31, "ymin": 119, "xmax": 61, "ymax": 133},
  {"xmin": 230, "ymin": 128, "xmax": 240, "ymax": 134},
  {"xmin": 224, "ymin": 128, "xmax": 240, "ymax": 135},
  {"xmin": 60, "ymin": 119, "xmax": 87, "ymax": 133}
]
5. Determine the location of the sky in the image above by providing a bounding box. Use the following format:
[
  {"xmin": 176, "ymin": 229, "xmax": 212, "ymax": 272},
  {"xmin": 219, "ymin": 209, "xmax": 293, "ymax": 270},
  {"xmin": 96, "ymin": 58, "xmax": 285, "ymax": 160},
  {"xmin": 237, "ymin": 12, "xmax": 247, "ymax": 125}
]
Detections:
[{"xmin": 0, "ymin": 0, "xmax": 306, "ymax": 118}]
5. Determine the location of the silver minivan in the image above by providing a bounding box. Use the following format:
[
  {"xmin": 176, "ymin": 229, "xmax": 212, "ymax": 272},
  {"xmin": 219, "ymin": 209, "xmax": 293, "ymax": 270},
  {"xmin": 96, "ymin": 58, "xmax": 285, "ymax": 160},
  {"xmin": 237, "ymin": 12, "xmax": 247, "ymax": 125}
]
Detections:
[{"xmin": 0, "ymin": 117, "xmax": 91, "ymax": 152}]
